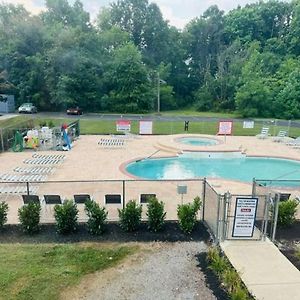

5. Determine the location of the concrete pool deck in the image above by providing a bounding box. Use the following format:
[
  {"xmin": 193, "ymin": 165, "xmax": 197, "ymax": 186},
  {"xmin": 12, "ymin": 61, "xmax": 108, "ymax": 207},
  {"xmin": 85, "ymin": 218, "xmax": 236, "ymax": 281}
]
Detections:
[
  {"xmin": 1, "ymin": 133, "xmax": 300, "ymax": 223},
  {"xmin": 0, "ymin": 133, "xmax": 300, "ymax": 299}
]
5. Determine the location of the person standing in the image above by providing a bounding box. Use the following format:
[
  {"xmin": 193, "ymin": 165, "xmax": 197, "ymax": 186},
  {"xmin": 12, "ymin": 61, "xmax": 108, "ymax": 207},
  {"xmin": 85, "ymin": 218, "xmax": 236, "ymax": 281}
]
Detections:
[{"xmin": 184, "ymin": 121, "xmax": 189, "ymax": 131}]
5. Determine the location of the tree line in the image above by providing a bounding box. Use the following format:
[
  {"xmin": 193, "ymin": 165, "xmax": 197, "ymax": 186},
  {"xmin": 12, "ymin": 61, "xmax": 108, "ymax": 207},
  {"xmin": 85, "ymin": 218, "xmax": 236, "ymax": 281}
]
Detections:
[{"xmin": 1, "ymin": 0, "xmax": 300, "ymax": 118}]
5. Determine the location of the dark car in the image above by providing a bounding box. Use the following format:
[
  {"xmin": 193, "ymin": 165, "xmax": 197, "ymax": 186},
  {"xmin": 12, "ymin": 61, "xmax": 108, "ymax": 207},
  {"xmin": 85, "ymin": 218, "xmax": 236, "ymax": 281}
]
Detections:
[{"xmin": 66, "ymin": 107, "xmax": 83, "ymax": 115}]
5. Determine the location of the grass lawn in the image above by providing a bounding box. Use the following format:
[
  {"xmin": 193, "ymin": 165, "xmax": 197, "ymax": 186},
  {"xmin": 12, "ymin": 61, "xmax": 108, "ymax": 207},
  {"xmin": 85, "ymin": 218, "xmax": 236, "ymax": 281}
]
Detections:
[
  {"xmin": 161, "ymin": 109, "xmax": 239, "ymax": 118},
  {"xmin": 3, "ymin": 115, "xmax": 300, "ymax": 137},
  {"xmin": 0, "ymin": 243, "xmax": 136, "ymax": 300}
]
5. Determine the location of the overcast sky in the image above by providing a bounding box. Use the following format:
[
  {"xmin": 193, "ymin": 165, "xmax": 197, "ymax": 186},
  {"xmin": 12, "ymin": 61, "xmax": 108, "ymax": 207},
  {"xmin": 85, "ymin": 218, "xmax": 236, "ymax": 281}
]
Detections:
[{"xmin": 2, "ymin": 0, "xmax": 267, "ymax": 28}]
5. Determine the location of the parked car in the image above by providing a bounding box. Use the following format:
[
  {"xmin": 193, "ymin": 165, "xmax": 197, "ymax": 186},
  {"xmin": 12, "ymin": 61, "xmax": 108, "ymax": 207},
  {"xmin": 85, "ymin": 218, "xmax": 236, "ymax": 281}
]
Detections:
[
  {"xmin": 18, "ymin": 103, "xmax": 37, "ymax": 114},
  {"xmin": 66, "ymin": 107, "xmax": 83, "ymax": 115}
]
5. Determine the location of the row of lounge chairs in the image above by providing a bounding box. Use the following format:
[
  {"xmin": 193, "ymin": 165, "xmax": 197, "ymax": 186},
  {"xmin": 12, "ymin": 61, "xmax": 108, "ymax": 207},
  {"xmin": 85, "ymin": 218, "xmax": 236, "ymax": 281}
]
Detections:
[
  {"xmin": 98, "ymin": 138, "xmax": 125, "ymax": 147},
  {"xmin": 256, "ymin": 127, "xmax": 300, "ymax": 147}
]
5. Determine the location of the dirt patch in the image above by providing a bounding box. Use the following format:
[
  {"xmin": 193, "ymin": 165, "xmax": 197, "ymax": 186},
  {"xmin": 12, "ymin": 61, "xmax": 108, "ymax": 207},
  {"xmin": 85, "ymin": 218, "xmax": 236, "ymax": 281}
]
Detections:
[
  {"xmin": 0, "ymin": 221, "xmax": 210, "ymax": 244},
  {"xmin": 61, "ymin": 242, "xmax": 218, "ymax": 300}
]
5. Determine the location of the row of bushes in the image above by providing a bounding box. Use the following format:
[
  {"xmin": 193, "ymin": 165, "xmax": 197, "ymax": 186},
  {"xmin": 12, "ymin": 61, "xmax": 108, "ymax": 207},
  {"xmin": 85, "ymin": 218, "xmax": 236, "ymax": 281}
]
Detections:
[
  {"xmin": 0, "ymin": 197, "xmax": 201, "ymax": 235},
  {"xmin": 207, "ymin": 247, "xmax": 253, "ymax": 300}
]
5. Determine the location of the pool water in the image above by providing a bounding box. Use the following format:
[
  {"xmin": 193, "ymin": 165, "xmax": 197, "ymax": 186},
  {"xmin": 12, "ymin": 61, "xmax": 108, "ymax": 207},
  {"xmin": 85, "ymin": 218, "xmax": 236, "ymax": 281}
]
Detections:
[
  {"xmin": 177, "ymin": 137, "xmax": 218, "ymax": 146},
  {"xmin": 126, "ymin": 152, "xmax": 300, "ymax": 184}
]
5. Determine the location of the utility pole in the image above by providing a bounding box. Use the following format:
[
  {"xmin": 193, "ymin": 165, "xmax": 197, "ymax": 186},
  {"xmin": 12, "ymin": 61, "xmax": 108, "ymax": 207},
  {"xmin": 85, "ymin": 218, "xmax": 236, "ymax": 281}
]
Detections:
[{"xmin": 157, "ymin": 71, "xmax": 160, "ymax": 113}]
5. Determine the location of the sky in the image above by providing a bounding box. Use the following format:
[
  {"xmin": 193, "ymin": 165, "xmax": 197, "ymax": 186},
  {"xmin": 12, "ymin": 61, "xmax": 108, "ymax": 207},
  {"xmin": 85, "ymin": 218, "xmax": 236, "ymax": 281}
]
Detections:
[{"xmin": 2, "ymin": 0, "xmax": 265, "ymax": 28}]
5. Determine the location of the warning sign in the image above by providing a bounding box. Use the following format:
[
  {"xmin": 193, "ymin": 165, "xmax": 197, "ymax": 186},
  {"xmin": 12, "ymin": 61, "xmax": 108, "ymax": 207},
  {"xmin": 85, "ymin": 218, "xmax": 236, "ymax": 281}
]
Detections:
[
  {"xmin": 116, "ymin": 120, "xmax": 131, "ymax": 132},
  {"xmin": 232, "ymin": 197, "xmax": 258, "ymax": 238},
  {"xmin": 217, "ymin": 121, "xmax": 233, "ymax": 135}
]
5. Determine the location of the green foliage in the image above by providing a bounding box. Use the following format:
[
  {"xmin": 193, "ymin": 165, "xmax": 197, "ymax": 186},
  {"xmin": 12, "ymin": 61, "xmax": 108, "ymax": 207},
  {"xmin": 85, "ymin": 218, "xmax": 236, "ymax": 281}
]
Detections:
[
  {"xmin": 85, "ymin": 200, "xmax": 108, "ymax": 235},
  {"xmin": 54, "ymin": 200, "xmax": 78, "ymax": 234},
  {"xmin": 118, "ymin": 200, "xmax": 142, "ymax": 232},
  {"xmin": 0, "ymin": 0, "xmax": 299, "ymax": 116},
  {"xmin": 0, "ymin": 243, "xmax": 136, "ymax": 300},
  {"xmin": 0, "ymin": 201, "xmax": 8, "ymax": 229},
  {"xmin": 207, "ymin": 247, "xmax": 252, "ymax": 300},
  {"xmin": 177, "ymin": 196, "xmax": 201, "ymax": 234},
  {"xmin": 278, "ymin": 199, "xmax": 299, "ymax": 227},
  {"xmin": 146, "ymin": 196, "xmax": 166, "ymax": 232},
  {"xmin": 18, "ymin": 202, "xmax": 41, "ymax": 234},
  {"xmin": 47, "ymin": 120, "xmax": 55, "ymax": 128},
  {"xmin": 207, "ymin": 247, "xmax": 229, "ymax": 276}
]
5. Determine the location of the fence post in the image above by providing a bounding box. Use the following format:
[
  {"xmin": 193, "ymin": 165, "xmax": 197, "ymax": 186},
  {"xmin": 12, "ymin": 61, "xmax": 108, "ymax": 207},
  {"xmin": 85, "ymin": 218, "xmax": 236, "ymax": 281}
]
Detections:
[
  {"xmin": 122, "ymin": 180, "xmax": 125, "ymax": 210},
  {"xmin": 202, "ymin": 177, "xmax": 206, "ymax": 221},
  {"xmin": 252, "ymin": 178, "xmax": 256, "ymax": 197},
  {"xmin": 26, "ymin": 182, "xmax": 30, "ymax": 195},
  {"xmin": 262, "ymin": 193, "xmax": 271, "ymax": 240},
  {"xmin": 222, "ymin": 192, "xmax": 231, "ymax": 242},
  {"xmin": 271, "ymin": 193, "xmax": 280, "ymax": 242},
  {"xmin": 0, "ymin": 128, "xmax": 4, "ymax": 152},
  {"xmin": 215, "ymin": 194, "xmax": 222, "ymax": 244}
]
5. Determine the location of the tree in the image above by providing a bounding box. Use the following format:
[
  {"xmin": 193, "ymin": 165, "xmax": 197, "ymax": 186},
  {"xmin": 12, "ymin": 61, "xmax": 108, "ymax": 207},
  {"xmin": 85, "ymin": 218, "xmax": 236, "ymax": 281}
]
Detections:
[{"xmin": 103, "ymin": 43, "xmax": 153, "ymax": 112}]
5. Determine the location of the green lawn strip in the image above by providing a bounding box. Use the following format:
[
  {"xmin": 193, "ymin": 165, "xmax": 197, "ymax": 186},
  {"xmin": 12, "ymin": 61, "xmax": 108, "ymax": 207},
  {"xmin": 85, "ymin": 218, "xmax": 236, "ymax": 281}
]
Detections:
[
  {"xmin": 7, "ymin": 115, "xmax": 300, "ymax": 137},
  {"xmin": 161, "ymin": 109, "xmax": 239, "ymax": 118},
  {"xmin": 0, "ymin": 243, "xmax": 136, "ymax": 300}
]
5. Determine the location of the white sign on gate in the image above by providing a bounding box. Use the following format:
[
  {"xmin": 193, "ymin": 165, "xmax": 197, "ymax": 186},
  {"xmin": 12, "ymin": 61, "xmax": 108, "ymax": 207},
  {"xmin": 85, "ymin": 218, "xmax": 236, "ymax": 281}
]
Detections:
[
  {"xmin": 139, "ymin": 121, "xmax": 153, "ymax": 135},
  {"xmin": 232, "ymin": 197, "xmax": 258, "ymax": 237},
  {"xmin": 243, "ymin": 120, "xmax": 254, "ymax": 129}
]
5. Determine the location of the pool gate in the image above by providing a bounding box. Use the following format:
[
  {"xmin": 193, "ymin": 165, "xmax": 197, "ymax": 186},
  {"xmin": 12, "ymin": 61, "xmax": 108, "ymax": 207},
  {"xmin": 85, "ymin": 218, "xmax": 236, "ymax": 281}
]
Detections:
[{"xmin": 202, "ymin": 178, "xmax": 280, "ymax": 243}]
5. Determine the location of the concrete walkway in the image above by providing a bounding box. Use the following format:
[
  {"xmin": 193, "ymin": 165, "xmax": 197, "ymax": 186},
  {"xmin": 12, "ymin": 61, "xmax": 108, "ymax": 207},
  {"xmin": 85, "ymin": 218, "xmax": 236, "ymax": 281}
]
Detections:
[{"xmin": 221, "ymin": 239, "xmax": 300, "ymax": 300}]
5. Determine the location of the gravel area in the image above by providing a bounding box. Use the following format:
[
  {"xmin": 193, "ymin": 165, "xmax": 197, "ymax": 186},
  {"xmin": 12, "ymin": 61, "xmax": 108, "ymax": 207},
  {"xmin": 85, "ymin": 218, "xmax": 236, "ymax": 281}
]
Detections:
[{"xmin": 61, "ymin": 241, "xmax": 218, "ymax": 300}]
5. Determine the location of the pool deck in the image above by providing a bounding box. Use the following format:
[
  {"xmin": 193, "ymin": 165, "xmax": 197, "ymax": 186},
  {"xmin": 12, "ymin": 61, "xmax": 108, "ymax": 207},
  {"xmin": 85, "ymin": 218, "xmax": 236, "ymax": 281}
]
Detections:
[{"xmin": 1, "ymin": 133, "xmax": 300, "ymax": 299}]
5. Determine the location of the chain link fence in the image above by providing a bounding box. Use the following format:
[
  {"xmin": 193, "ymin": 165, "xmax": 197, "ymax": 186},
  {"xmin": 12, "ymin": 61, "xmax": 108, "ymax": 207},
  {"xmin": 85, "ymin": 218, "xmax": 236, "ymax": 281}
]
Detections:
[{"xmin": 0, "ymin": 179, "xmax": 203, "ymax": 224}]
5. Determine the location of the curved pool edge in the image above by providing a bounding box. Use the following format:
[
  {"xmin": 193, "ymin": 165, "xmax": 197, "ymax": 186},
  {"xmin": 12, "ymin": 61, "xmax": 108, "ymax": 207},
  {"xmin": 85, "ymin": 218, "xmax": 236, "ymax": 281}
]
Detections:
[
  {"xmin": 119, "ymin": 154, "xmax": 181, "ymax": 179},
  {"xmin": 174, "ymin": 135, "xmax": 223, "ymax": 147},
  {"xmin": 121, "ymin": 151, "xmax": 300, "ymax": 186}
]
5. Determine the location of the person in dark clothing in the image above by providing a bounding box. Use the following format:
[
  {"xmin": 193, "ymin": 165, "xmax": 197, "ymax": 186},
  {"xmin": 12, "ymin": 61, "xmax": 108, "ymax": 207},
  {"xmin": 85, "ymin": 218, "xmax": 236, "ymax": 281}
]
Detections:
[{"xmin": 184, "ymin": 121, "xmax": 189, "ymax": 131}]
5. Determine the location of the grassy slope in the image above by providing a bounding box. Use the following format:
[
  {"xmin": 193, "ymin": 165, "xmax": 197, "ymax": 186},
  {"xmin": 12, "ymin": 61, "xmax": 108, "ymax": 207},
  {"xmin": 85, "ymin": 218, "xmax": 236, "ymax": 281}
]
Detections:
[{"xmin": 0, "ymin": 243, "xmax": 136, "ymax": 300}]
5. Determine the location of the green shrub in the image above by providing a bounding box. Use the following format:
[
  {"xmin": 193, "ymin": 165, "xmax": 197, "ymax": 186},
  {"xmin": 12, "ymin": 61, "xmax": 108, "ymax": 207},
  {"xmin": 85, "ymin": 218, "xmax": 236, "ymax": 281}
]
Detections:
[
  {"xmin": 48, "ymin": 120, "xmax": 55, "ymax": 128},
  {"xmin": 0, "ymin": 202, "xmax": 9, "ymax": 229},
  {"xmin": 85, "ymin": 200, "xmax": 108, "ymax": 235},
  {"xmin": 207, "ymin": 248, "xmax": 229, "ymax": 277},
  {"xmin": 177, "ymin": 196, "xmax": 201, "ymax": 234},
  {"xmin": 207, "ymin": 247, "xmax": 252, "ymax": 300},
  {"xmin": 54, "ymin": 200, "xmax": 78, "ymax": 234},
  {"xmin": 39, "ymin": 120, "xmax": 47, "ymax": 127},
  {"xmin": 118, "ymin": 200, "xmax": 142, "ymax": 232},
  {"xmin": 146, "ymin": 196, "xmax": 166, "ymax": 232},
  {"xmin": 278, "ymin": 199, "xmax": 299, "ymax": 227},
  {"xmin": 18, "ymin": 202, "xmax": 41, "ymax": 234},
  {"xmin": 230, "ymin": 286, "xmax": 250, "ymax": 300},
  {"xmin": 222, "ymin": 269, "xmax": 241, "ymax": 294}
]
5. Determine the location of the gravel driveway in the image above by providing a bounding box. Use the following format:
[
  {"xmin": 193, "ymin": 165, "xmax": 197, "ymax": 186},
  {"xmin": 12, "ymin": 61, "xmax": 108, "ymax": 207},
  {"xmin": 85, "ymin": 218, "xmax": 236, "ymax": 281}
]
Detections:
[{"xmin": 61, "ymin": 241, "xmax": 218, "ymax": 300}]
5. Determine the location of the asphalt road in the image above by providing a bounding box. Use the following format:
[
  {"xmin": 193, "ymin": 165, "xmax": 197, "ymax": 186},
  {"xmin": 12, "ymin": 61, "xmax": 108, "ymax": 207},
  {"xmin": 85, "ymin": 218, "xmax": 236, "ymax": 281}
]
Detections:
[{"xmin": 33, "ymin": 112, "xmax": 300, "ymax": 128}]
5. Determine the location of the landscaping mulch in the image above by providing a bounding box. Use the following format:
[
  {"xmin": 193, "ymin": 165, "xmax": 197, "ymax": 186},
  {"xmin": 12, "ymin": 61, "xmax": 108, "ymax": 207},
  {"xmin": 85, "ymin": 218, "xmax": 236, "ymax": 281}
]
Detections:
[
  {"xmin": 0, "ymin": 221, "xmax": 210, "ymax": 244},
  {"xmin": 275, "ymin": 221, "xmax": 300, "ymax": 271},
  {"xmin": 196, "ymin": 252, "xmax": 230, "ymax": 300}
]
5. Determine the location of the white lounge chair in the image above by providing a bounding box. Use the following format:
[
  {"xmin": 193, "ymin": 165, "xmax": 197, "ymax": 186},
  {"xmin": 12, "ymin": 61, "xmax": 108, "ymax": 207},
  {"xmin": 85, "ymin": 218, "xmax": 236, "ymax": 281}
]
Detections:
[
  {"xmin": 272, "ymin": 130, "xmax": 288, "ymax": 142},
  {"xmin": 256, "ymin": 127, "xmax": 270, "ymax": 139},
  {"xmin": 286, "ymin": 136, "xmax": 300, "ymax": 146}
]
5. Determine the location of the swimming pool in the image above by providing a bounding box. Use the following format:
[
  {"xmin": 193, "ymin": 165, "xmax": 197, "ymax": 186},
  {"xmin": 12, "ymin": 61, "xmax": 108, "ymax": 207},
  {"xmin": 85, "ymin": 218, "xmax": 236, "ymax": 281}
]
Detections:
[
  {"xmin": 125, "ymin": 152, "xmax": 300, "ymax": 184},
  {"xmin": 177, "ymin": 137, "xmax": 219, "ymax": 146}
]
